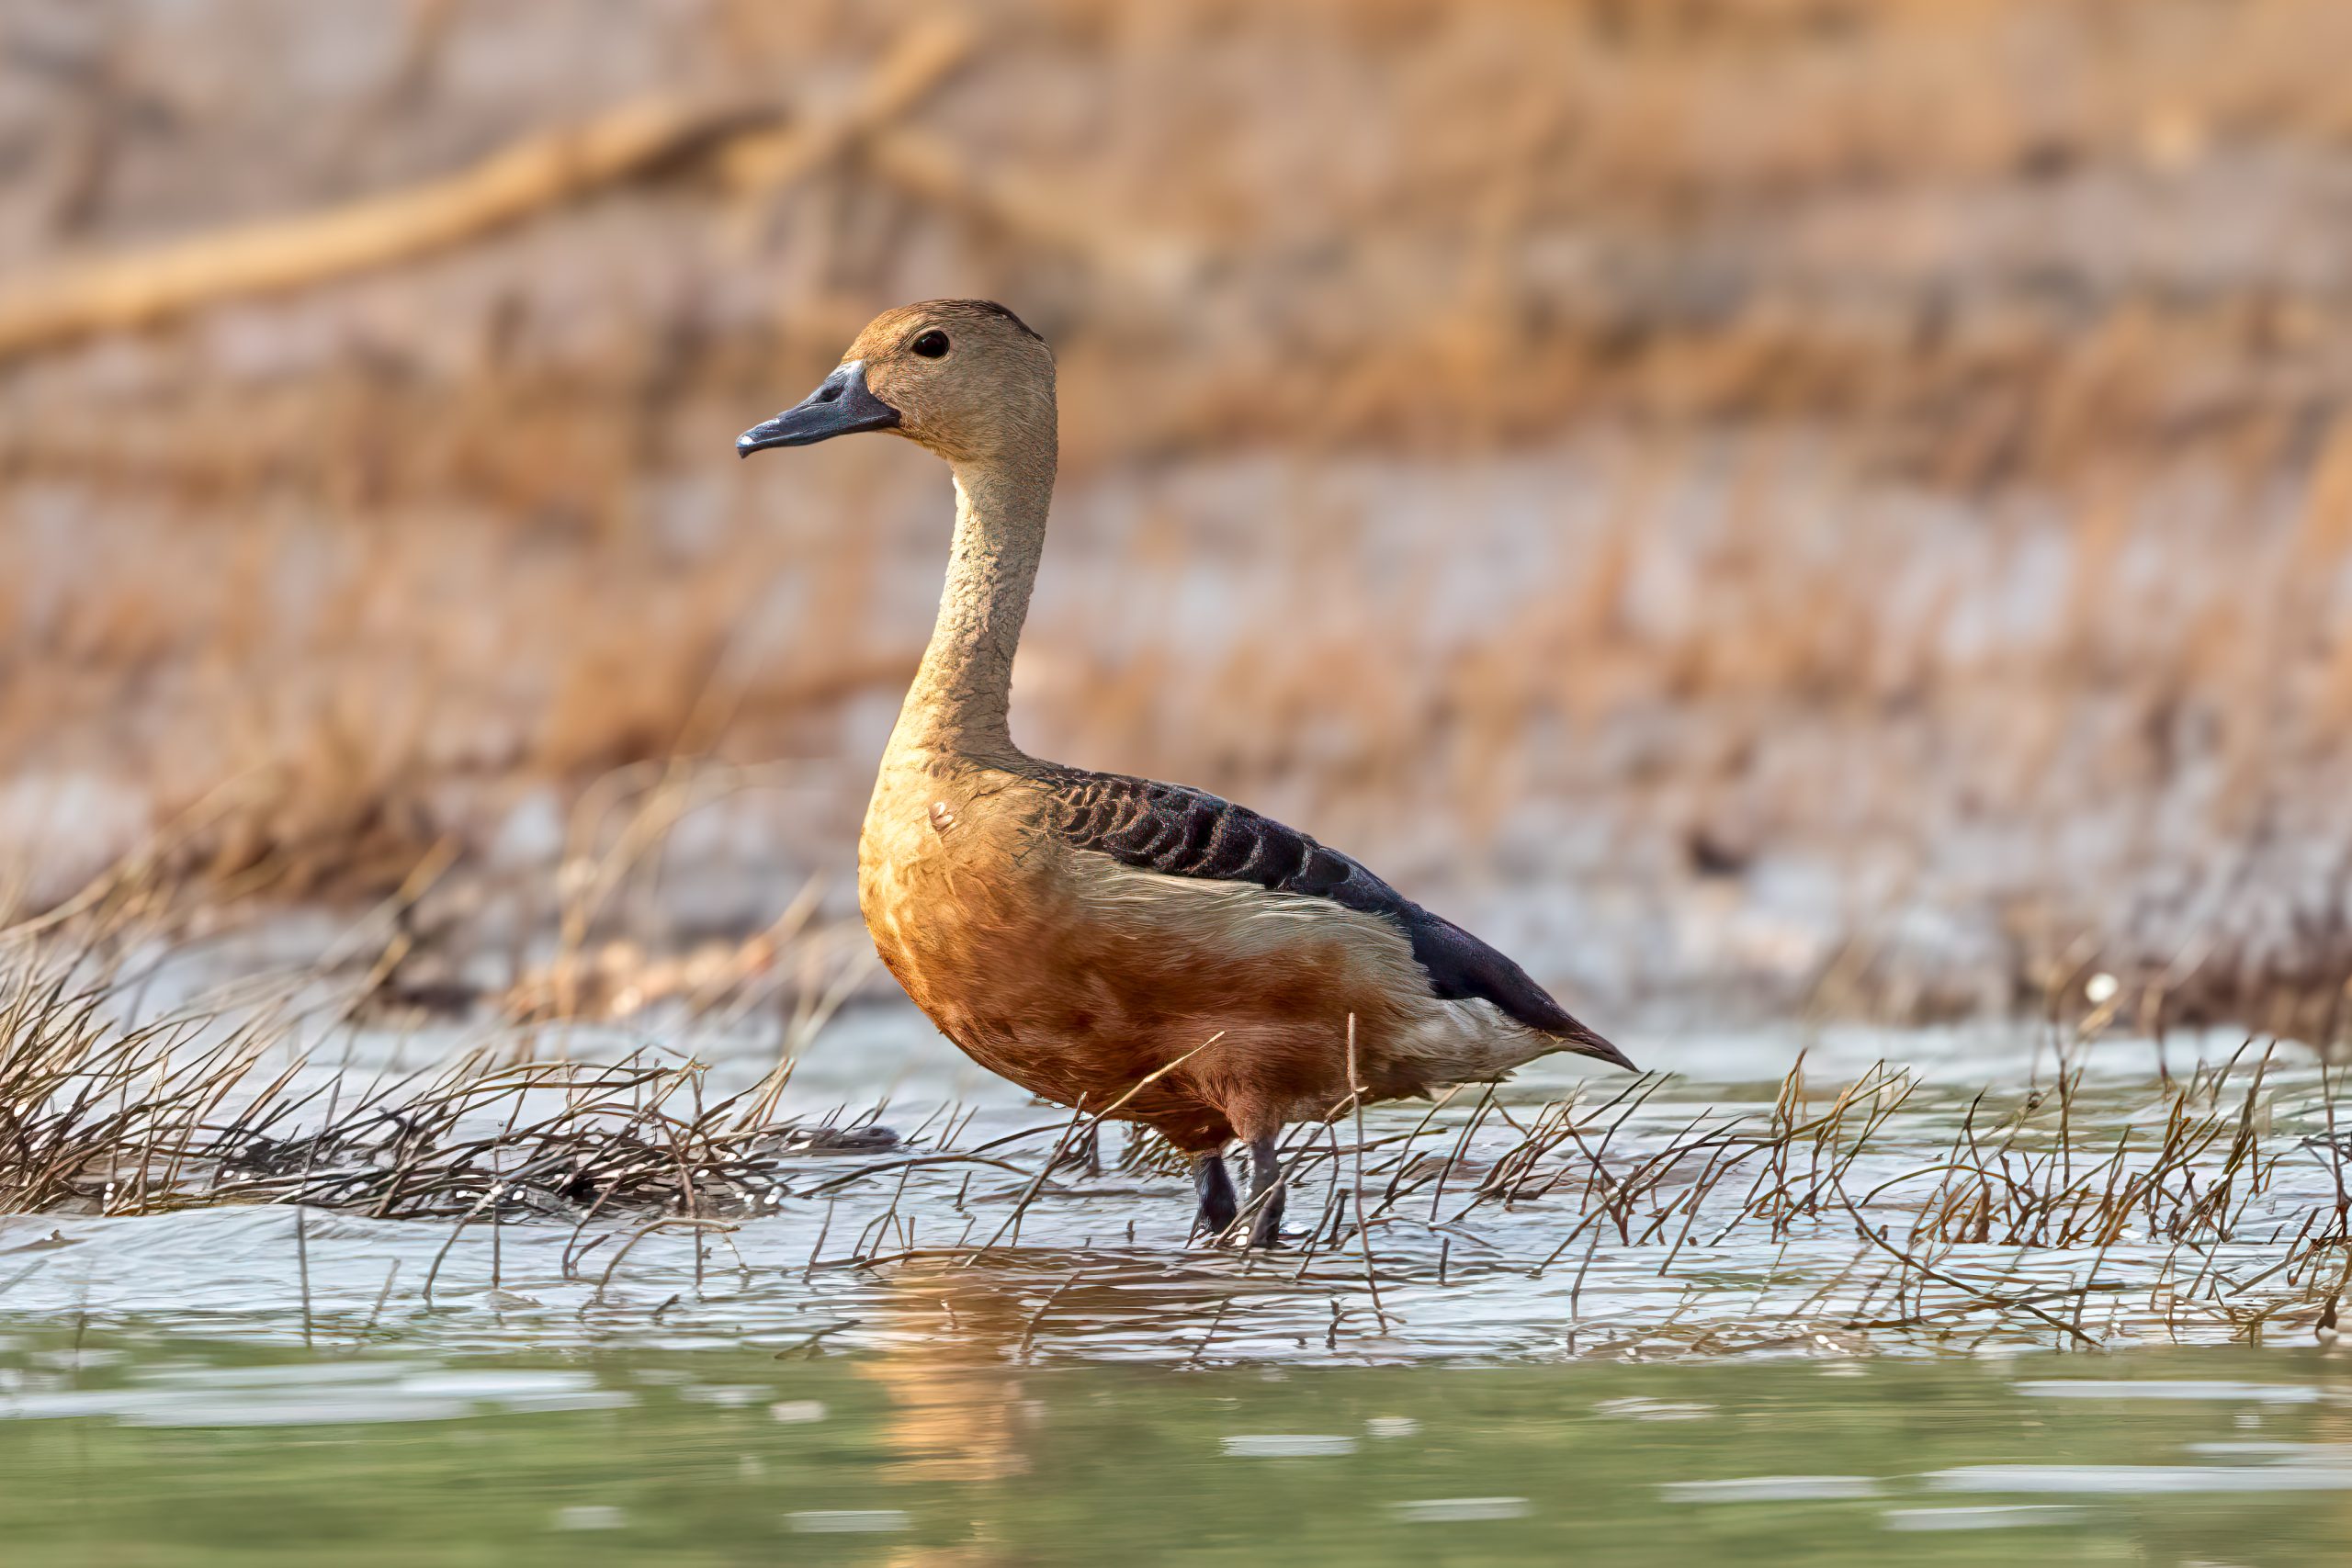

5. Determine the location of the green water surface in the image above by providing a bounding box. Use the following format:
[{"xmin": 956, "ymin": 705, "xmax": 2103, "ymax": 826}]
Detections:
[{"xmin": 7, "ymin": 1327, "xmax": 2352, "ymax": 1566}]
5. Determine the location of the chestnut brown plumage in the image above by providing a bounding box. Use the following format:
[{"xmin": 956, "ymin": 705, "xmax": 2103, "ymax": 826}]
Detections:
[{"xmin": 739, "ymin": 299, "xmax": 1630, "ymax": 1246}]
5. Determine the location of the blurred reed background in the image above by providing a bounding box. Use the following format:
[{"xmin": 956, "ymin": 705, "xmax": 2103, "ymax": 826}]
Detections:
[{"xmin": 3, "ymin": 0, "xmax": 2351, "ymax": 1038}]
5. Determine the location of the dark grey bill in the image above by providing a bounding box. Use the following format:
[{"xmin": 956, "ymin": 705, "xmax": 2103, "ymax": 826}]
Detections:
[{"xmin": 736, "ymin": 360, "xmax": 900, "ymax": 456}]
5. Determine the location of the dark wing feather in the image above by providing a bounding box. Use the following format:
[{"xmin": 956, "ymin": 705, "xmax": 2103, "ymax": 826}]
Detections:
[{"xmin": 1035, "ymin": 767, "xmax": 1621, "ymax": 1057}]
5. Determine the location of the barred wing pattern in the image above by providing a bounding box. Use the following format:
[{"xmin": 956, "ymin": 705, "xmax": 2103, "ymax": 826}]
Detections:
[{"xmin": 1035, "ymin": 767, "xmax": 1603, "ymax": 1044}]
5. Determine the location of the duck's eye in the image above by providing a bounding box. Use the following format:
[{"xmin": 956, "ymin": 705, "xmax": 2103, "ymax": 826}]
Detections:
[{"xmin": 910, "ymin": 330, "xmax": 950, "ymax": 359}]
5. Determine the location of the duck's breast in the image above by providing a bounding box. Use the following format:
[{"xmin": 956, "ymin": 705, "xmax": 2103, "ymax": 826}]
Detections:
[{"xmin": 858, "ymin": 763, "xmax": 1119, "ymax": 1095}]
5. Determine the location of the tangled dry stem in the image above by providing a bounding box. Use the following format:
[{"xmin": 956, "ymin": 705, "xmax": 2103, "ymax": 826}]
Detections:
[{"xmin": 6, "ymin": 913, "xmax": 2346, "ymax": 1356}]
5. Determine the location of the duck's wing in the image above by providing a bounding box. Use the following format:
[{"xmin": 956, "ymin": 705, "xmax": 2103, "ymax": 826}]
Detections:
[{"xmin": 1034, "ymin": 766, "xmax": 1628, "ymax": 1067}]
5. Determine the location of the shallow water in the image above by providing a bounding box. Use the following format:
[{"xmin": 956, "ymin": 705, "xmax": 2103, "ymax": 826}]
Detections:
[
  {"xmin": 0, "ymin": 1009, "xmax": 2330, "ymax": 1364},
  {"xmin": 10, "ymin": 1327, "xmax": 2352, "ymax": 1564},
  {"xmin": 7, "ymin": 1000, "xmax": 2347, "ymax": 1562}
]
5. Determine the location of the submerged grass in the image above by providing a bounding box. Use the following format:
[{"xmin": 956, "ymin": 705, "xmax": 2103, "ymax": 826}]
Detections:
[{"xmin": 6, "ymin": 901, "xmax": 2347, "ymax": 1359}]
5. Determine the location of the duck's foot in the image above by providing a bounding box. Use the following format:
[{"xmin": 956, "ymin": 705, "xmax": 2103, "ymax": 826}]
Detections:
[
  {"xmin": 1244, "ymin": 1134, "xmax": 1285, "ymax": 1249},
  {"xmin": 1193, "ymin": 1154, "xmax": 1238, "ymax": 1239}
]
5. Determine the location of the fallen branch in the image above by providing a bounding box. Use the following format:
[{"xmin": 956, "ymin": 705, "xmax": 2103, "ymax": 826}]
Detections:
[
  {"xmin": 0, "ymin": 19, "xmax": 975, "ymax": 362},
  {"xmin": 715, "ymin": 18, "xmax": 974, "ymax": 197},
  {"xmin": 863, "ymin": 121, "xmax": 1198, "ymax": 294}
]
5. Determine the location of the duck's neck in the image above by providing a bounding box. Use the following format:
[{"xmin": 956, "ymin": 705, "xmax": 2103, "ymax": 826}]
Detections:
[{"xmin": 889, "ymin": 454, "xmax": 1054, "ymax": 766}]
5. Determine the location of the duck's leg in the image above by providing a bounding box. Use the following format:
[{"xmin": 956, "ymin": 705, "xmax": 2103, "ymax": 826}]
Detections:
[
  {"xmin": 1193, "ymin": 1153, "xmax": 1238, "ymax": 1238},
  {"xmin": 1244, "ymin": 1134, "xmax": 1285, "ymax": 1248}
]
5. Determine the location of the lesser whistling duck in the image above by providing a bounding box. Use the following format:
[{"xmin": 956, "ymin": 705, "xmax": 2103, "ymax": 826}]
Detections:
[{"xmin": 739, "ymin": 299, "xmax": 1632, "ymax": 1246}]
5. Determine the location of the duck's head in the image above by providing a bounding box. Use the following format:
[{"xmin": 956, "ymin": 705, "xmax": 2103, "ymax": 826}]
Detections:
[{"xmin": 737, "ymin": 299, "xmax": 1055, "ymax": 468}]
